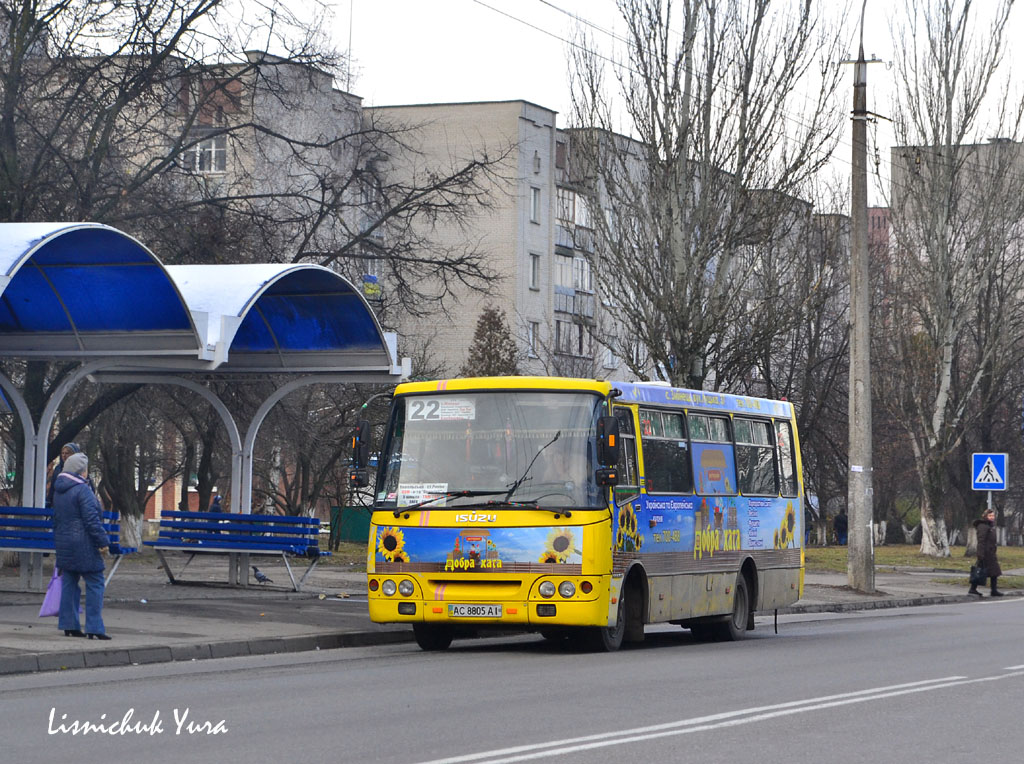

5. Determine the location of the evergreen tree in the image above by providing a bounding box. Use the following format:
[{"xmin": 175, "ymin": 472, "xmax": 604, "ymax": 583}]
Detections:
[{"xmin": 460, "ymin": 307, "xmax": 520, "ymax": 377}]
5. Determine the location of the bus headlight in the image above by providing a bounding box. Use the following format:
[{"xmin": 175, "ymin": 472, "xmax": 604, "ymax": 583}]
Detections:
[
  {"xmin": 382, "ymin": 579, "xmax": 397, "ymax": 596},
  {"xmin": 538, "ymin": 581, "xmax": 556, "ymax": 598},
  {"xmin": 558, "ymin": 581, "xmax": 576, "ymax": 598},
  {"xmin": 398, "ymin": 579, "xmax": 415, "ymax": 597}
]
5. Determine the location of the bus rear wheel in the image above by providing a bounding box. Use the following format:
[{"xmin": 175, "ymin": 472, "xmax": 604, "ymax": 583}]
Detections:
[
  {"xmin": 413, "ymin": 624, "xmax": 453, "ymax": 651},
  {"xmin": 714, "ymin": 574, "xmax": 751, "ymax": 642}
]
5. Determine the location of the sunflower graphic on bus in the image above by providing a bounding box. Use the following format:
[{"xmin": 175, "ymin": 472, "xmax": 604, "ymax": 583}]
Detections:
[
  {"xmin": 539, "ymin": 528, "xmax": 577, "ymax": 563},
  {"xmin": 377, "ymin": 527, "xmax": 406, "ymax": 562}
]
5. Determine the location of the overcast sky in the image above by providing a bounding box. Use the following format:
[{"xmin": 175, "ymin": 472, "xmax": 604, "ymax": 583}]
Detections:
[
  {"xmin": 328, "ymin": 1, "xmax": 1018, "ymax": 206},
  {"xmin": 333, "ymin": 1, "xmax": 901, "ymax": 111}
]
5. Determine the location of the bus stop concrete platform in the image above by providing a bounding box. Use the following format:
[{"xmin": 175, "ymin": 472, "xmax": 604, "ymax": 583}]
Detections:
[{"xmin": 0, "ymin": 553, "xmax": 1018, "ymax": 676}]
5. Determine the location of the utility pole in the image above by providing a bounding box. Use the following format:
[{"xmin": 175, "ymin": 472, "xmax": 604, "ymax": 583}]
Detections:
[{"xmin": 846, "ymin": 4, "xmax": 878, "ymax": 593}]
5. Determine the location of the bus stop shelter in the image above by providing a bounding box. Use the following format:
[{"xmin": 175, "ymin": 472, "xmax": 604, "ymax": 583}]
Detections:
[{"xmin": 0, "ymin": 221, "xmax": 402, "ymax": 515}]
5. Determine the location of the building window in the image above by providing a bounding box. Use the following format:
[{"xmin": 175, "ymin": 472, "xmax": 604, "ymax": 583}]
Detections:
[
  {"xmin": 555, "ymin": 254, "xmax": 573, "ymax": 287},
  {"xmin": 573, "ymin": 256, "xmax": 592, "ymax": 292},
  {"xmin": 528, "ymin": 321, "xmax": 539, "ymax": 357},
  {"xmin": 182, "ymin": 133, "xmax": 227, "ymax": 174},
  {"xmin": 529, "ymin": 253, "xmax": 540, "ymax": 290},
  {"xmin": 530, "ymin": 187, "xmax": 541, "ymax": 223},
  {"xmin": 555, "ymin": 319, "xmax": 590, "ymax": 356},
  {"xmin": 557, "ymin": 187, "xmax": 575, "ymax": 226}
]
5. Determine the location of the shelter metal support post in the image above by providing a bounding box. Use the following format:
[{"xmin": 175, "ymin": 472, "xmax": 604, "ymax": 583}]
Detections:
[
  {"xmin": 240, "ymin": 373, "xmax": 394, "ymax": 516},
  {"xmin": 34, "ymin": 359, "xmax": 115, "ymax": 508},
  {"xmin": 0, "ymin": 372, "xmax": 37, "ymax": 507},
  {"xmin": 97, "ymin": 373, "xmax": 244, "ymax": 513}
]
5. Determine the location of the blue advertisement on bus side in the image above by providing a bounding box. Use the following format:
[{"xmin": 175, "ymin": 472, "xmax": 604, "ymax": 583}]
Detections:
[{"xmin": 614, "ymin": 494, "xmax": 800, "ymax": 557}]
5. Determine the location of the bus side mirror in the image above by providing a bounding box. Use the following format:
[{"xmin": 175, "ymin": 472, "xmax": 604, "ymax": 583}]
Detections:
[
  {"xmin": 349, "ymin": 419, "xmax": 371, "ymax": 488},
  {"xmin": 597, "ymin": 416, "xmax": 619, "ymax": 467}
]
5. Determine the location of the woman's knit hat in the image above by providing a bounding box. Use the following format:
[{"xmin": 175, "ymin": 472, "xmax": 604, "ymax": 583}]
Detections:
[{"xmin": 63, "ymin": 452, "xmax": 88, "ymax": 475}]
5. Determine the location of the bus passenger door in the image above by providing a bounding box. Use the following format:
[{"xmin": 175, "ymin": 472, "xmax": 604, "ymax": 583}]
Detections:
[{"xmin": 612, "ymin": 407, "xmax": 641, "ymax": 551}]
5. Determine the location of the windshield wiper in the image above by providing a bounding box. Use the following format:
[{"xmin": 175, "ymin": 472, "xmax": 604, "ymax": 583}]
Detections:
[
  {"xmin": 394, "ymin": 489, "xmax": 505, "ymax": 516},
  {"xmin": 504, "ymin": 430, "xmax": 560, "ymax": 503},
  {"xmin": 485, "ymin": 497, "xmax": 572, "ymax": 518}
]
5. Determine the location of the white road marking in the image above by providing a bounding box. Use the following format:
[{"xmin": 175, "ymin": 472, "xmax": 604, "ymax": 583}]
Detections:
[{"xmin": 419, "ymin": 672, "xmax": 1024, "ymax": 764}]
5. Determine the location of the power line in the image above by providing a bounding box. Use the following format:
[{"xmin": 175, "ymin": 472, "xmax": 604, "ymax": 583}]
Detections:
[
  {"xmin": 531, "ymin": 0, "xmax": 861, "ymax": 157},
  {"xmin": 476, "ymin": 0, "xmax": 1024, "ymax": 200},
  {"xmin": 471, "ymin": 0, "xmax": 859, "ymax": 176}
]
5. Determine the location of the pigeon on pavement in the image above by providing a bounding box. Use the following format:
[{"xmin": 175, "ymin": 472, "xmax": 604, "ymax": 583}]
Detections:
[{"xmin": 252, "ymin": 566, "xmax": 273, "ymax": 584}]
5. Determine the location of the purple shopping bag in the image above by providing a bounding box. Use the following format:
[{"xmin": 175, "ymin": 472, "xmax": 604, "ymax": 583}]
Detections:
[{"xmin": 38, "ymin": 567, "xmax": 61, "ymax": 617}]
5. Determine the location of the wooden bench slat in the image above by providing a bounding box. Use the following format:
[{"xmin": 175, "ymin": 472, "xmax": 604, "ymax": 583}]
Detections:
[
  {"xmin": 157, "ymin": 521, "xmax": 314, "ymax": 535},
  {"xmin": 154, "ymin": 531, "xmax": 311, "ymax": 547},
  {"xmin": 0, "ymin": 530, "xmax": 54, "ymax": 541},
  {"xmin": 160, "ymin": 509, "xmax": 318, "ymax": 525},
  {"xmin": 0, "ymin": 518, "xmax": 55, "ymax": 529},
  {"xmin": 0, "ymin": 507, "xmax": 52, "ymax": 516}
]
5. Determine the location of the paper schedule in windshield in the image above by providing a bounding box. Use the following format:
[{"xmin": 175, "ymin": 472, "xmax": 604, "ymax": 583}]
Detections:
[
  {"xmin": 406, "ymin": 397, "xmax": 476, "ymax": 421},
  {"xmin": 398, "ymin": 483, "xmax": 449, "ymax": 507}
]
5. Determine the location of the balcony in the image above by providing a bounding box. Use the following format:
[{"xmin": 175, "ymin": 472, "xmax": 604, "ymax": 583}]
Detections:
[
  {"xmin": 555, "ymin": 224, "xmax": 595, "ymax": 254},
  {"xmin": 554, "ymin": 286, "xmax": 595, "ymax": 319}
]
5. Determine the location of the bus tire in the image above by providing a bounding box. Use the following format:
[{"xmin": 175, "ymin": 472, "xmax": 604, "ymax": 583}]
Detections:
[
  {"xmin": 413, "ymin": 624, "xmax": 453, "ymax": 651},
  {"xmin": 716, "ymin": 574, "xmax": 751, "ymax": 642},
  {"xmin": 583, "ymin": 588, "xmax": 627, "ymax": 652}
]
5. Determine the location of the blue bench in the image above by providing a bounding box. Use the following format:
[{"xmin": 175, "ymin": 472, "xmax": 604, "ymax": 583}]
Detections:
[
  {"xmin": 0, "ymin": 506, "xmax": 137, "ymax": 591},
  {"xmin": 143, "ymin": 510, "xmax": 329, "ymax": 591}
]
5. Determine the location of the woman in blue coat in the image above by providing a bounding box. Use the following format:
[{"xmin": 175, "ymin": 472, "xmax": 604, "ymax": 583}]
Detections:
[{"xmin": 52, "ymin": 453, "xmax": 111, "ymax": 639}]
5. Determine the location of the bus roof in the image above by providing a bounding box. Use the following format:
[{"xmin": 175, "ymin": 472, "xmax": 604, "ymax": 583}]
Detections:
[
  {"xmin": 394, "ymin": 376, "xmax": 612, "ymax": 396},
  {"xmin": 612, "ymin": 381, "xmax": 794, "ymax": 419},
  {"xmin": 393, "ymin": 377, "xmax": 794, "ymax": 419}
]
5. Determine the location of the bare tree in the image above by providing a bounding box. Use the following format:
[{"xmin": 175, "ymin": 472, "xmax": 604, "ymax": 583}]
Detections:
[
  {"xmin": 94, "ymin": 390, "xmax": 182, "ymax": 548},
  {"xmin": 567, "ymin": 0, "xmax": 845, "ymax": 389},
  {"xmin": 253, "ymin": 383, "xmax": 373, "ymax": 518},
  {"xmin": 883, "ymin": 0, "xmax": 1024, "ymax": 556},
  {"xmin": 0, "ymin": 1, "xmax": 507, "ymax": 500}
]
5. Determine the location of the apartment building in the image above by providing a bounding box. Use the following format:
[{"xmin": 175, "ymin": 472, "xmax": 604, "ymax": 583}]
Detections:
[{"xmin": 367, "ymin": 100, "xmax": 624, "ymax": 379}]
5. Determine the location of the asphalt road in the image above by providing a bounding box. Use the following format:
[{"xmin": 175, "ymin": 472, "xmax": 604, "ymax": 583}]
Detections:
[{"xmin": 2, "ymin": 598, "xmax": 1022, "ymax": 764}]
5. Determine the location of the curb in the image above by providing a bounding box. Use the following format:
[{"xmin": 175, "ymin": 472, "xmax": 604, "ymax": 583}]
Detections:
[
  {"xmin": 0, "ymin": 629, "xmax": 416, "ymax": 677},
  {"xmin": 775, "ymin": 594, "xmax": 968, "ymax": 615},
  {"xmin": 2, "ymin": 591, "xmax": 1013, "ymax": 677}
]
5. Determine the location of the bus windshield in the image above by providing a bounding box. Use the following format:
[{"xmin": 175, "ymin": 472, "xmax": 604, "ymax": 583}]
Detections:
[{"xmin": 377, "ymin": 390, "xmax": 604, "ymax": 509}]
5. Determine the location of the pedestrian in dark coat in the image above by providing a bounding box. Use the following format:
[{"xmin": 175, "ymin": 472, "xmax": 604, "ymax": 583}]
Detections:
[
  {"xmin": 833, "ymin": 510, "xmax": 848, "ymax": 545},
  {"xmin": 45, "ymin": 442, "xmax": 81, "ymax": 508},
  {"xmin": 52, "ymin": 452, "xmax": 111, "ymax": 639},
  {"xmin": 970, "ymin": 509, "xmax": 1003, "ymax": 597}
]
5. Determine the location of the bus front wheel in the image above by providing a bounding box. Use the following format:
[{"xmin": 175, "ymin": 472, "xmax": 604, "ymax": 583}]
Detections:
[
  {"xmin": 413, "ymin": 624, "xmax": 453, "ymax": 651},
  {"xmin": 582, "ymin": 588, "xmax": 627, "ymax": 652}
]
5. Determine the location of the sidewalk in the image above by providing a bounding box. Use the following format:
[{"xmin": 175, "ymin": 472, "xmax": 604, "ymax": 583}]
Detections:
[{"xmin": 0, "ymin": 552, "xmax": 1017, "ymax": 676}]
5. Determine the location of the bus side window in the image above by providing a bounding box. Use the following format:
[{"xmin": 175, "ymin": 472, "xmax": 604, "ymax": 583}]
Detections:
[
  {"xmin": 689, "ymin": 414, "xmax": 737, "ymax": 496},
  {"xmin": 614, "ymin": 407, "xmax": 640, "ymax": 503},
  {"xmin": 775, "ymin": 420, "xmax": 798, "ymax": 497},
  {"xmin": 639, "ymin": 408, "xmax": 692, "ymax": 494},
  {"xmin": 735, "ymin": 417, "xmax": 777, "ymax": 496}
]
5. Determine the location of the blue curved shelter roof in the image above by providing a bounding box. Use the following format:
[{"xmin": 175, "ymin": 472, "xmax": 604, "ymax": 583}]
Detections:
[
  {"xmin": 0, "ymin": 222, "xmax": 396, "ymax": 373},
  {"xmin": 0, "ymin": 223, "xmax": 199, "ymax": 355},
  {"xmin": 166, "ymin": 264, "xmax": 393, "ymax": 370}
]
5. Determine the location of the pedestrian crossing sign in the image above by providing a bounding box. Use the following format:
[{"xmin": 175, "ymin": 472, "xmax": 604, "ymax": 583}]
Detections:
[{"xmin": 972, "ymin": 453, "xmax": 1008, "ymax": 491}]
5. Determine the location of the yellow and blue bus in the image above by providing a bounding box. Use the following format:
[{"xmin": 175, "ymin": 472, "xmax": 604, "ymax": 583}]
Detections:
[{"xmin": 359, "ymin": 376, "xmax": 804, "ymax": 651}]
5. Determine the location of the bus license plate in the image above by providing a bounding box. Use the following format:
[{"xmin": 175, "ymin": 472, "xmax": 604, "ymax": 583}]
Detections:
[{"xmin": 448, "ymin": 603, "xmax": 502, "ymax": 618}]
